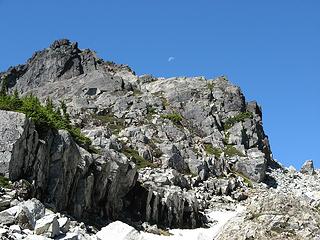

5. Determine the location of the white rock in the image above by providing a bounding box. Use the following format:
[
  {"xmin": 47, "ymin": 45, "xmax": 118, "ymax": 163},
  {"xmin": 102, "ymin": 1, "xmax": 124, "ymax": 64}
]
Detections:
[
  {"xmin": 20, "ymin": 198, "xmax": 46, "ymax": 221},
  {"xmin": 9, "ymin": 224, "xmax": 21, "ymax": 233},
  {"xmin": 3, "ymin": 205, "xmax": 20, "ymax": 216},
  {"xmin": 10, "ymin": 199, "xmax": 21, "ymax": 207},
  {"xmin": 44, "ymin": 208, "xmax": 55, "ymax": 216},
  {"xmin": 96, "ymin": 221, "xmax": 140, "ymax": 240},
  {"xmin": 0, "ymin": 228, "xmax": 8, "ymax": 235},
  {"xmin": 58, "ymin": 217, "xmax": 71, "ymax": 233},
  {"xmin": 34, "ymin": 214, "xmax": 60, "ymax": 238},
  {"xmin": 23, "ymin": 228, "xmax": 33, "ymax": 235},
  {"xmin": 287, "ymin": 165, "xmax": 296, "ymax": 172}
]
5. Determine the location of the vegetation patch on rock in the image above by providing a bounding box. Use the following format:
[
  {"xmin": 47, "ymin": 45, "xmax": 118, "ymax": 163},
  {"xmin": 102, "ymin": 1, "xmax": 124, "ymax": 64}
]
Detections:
[
  {"xmin": 224, "ymin": 111, "xmax": 253, "ymax": 130},
  {"xmin": 0, "ymin": 175, "xmax": 11, "ymax": 188},
  {"xmin": 204, "ymin": 143, "xmax": 222, "ymax": 158},
  {"xmin": 0, "ymin": 86, "xmax": 91, "ymax": 148},
  {"xmin": 92, "ymin": 113, "xmax": 125, "ymax": 134},
  {"xmin": 225, "ymin": 145, "xmax": 245, "ymax": 157},
  {"xmin": 122, "ymin": 146, "xmax": 156, "ymax": 169},
  {"xmin": 161, "ymin": 113, "xmax": 183, "ymax": 125}
]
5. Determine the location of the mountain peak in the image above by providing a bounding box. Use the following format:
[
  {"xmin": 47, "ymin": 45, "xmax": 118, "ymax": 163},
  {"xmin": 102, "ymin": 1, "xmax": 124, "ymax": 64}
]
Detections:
[{"xmin": 49, "ymin": 39, "xmax": 75, "ymax": 49}]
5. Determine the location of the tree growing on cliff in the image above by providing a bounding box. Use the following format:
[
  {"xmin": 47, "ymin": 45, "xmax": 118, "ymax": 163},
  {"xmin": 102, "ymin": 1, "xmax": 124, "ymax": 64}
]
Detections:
[{"xmin": 0, "ymin": 91, "xmax": 92, "ymax": 149}]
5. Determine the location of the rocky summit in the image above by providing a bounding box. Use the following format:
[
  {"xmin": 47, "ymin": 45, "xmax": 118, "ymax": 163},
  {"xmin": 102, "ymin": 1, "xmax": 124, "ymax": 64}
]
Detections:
[{"xmin": 0, "ymin": 39, "xmax": 319, "ymax": 239}]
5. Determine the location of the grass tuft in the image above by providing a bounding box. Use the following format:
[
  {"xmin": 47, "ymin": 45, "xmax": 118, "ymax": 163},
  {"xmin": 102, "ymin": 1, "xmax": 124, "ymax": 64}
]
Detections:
[
  {"xmin": 224, "ymin": 112, "xmax": 253, "ymax": 130},
  {"xmin": 224, "ymin": 145, "xmax": 245, "ymax": 157},
  {"xmin": 122, "ymin": 146, "xmax": 156, "ymax": 169},
  {"xmin": 161, "ymin": 113, "xmax": 183, "ymax": 125},
  {"xmin": 204, "ymin": 144, "xmax": 222, "ymax": 158}
]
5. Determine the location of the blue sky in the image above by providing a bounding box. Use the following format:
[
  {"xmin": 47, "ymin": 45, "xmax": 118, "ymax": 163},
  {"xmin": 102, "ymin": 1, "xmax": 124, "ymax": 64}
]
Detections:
[{"xmin": 0, "ymin": 0, "xmax": 319, "ymax": 168}]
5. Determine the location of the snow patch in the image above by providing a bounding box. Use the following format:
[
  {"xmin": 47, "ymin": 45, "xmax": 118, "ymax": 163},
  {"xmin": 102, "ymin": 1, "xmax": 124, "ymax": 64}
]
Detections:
[{"xmin": 96, "ymin": 206, "xmax": 244, "ymax": 240}]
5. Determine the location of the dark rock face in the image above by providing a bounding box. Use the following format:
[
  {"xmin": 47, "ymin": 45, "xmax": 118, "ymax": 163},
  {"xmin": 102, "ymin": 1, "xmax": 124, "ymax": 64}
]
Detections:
[
  {"xmin": 124, "ymin": 183, "xmax": 204, "ymax": 229},
  {"xmin": 3, "ymin": 39, "xmax": 96, "ymax": 93},
  {"xmin": 0, "ymin": 39, "xmax": 279, "ymax": 229},
  {"xmin": 0, "ymin": 110, "xmax": 137, "ymax": 222}
]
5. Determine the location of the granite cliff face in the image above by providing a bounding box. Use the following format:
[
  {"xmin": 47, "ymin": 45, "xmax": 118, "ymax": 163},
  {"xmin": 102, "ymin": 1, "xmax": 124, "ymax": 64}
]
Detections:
[
  {"xmin": 0, "ymin": 110, "xmax": 137, "ymax": 222},
  {"xmin": 1, "ymin": 39, "xmax": 274, "ymax": 182},
  {"xmin": 0, "ymin": 39, "xmax": 318, "ymax": 240}
]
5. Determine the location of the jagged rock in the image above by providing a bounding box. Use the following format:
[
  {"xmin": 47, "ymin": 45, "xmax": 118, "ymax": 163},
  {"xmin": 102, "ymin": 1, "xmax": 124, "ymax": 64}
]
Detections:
[
  {"xmin": 233, "ymin": 148, "xmax": 267, "ymax": 182},
  {"xmin": 0, "ymin": 199, "xmax": 45, "ymax": 230},
  {"xmin": 300, "ymin": 160, "xmax": 315, "ymax": 175},
  {"xmin": 16, "ymin": 206, "xmax": 35, "ymax": 230},
  {"xmin": 0, "ymin": 110, "xmax": 37, "ymax": 180},
  {"xmin": 127, "ymin": 170, "xmax": 204, "ymax": 229},
  {"xmin": 13, "ymin": 180, "xmax": 34, "ymax": 200},
  {"xmin": 217, "ymin": 191, "xmax": 320, "ymax": 240},
  {"xmin": 19, "ymin": 199, "xmax": 45, "ymax": 223},
  {"xmin": 0, "ymin": 110, "xmax": 137, "ymax": 224},
  {"xmin": 34, "ymin": 214, "xmax": 60, "ymax": 238},
  {"xmin": 187, "ymin": 158, "xmax": 208, "ymax": 181},
  {"xmin": 138, "ymin": 168, "xmax": 190, "ymax": 189}
]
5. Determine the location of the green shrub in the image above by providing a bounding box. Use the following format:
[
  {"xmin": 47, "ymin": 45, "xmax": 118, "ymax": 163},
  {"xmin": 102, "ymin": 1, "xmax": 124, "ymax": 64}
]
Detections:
[
  {"xmin": 160, "ymin": 96, "xmax": 169, "ymax": 107},
  {"xmin": 148, "ymin": 141, "xmax": 163, "ymax": 158},
  {"xmin": 133, "ymin": 89, "xmax": 143, "ymax": 96},
  {"xmin": 122, "ymin": 146, "xmax": 156, "ymax": 169},
  {"xmin": 146, "ymin": 106, "xmax": 157, "ymax": 121},
  {"xmin": 204, "ymin": 144, "xmax": 222, "ymax": 158},
  {"xmin": 0, "ymin": 92, "xmax": 91, "ymax": 148},
  {"xmin": 0, "ymin": 175, "xmax": 11, "ymax": 188},
  {"xmin": 0, "ymin": 77, "xmax": 9, "ymax": 96},
  {"xmin": 207, "ymin": 82, "xmax": 215, "ymax": 91},
  {"xmin": 92, "ymin": 113, "xmax": 125, "ymax": 134},
  {"xmin": 233, "ymin": 171, "xmax": 253, "ymax": 188},
  {"xmin": 161, "ymin": 113, "xmax": 183, "ymax": 125},
  {"xmin": 224, "ymin": 145, "xmax": 245, "ymax": 157},
  {"xmin": 224, "ymin": 112, "xmax": 253, "ymax": 130}
]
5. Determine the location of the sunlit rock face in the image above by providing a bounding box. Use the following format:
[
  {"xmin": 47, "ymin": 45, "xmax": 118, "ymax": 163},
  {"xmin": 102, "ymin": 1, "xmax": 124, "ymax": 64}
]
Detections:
[{"xmin": 0, "ymin": 39, "xmax": 281, "ymax": 233}]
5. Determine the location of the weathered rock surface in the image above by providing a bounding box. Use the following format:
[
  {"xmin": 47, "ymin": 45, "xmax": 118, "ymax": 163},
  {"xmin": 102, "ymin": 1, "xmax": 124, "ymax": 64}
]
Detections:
[
  {"xmin": 2, "ymin": 39, "xmax": 315, "ymax": 239},
  {"xmin": 0, "ymin": 110, "xmax": 137, "ymax": 223},
  {"xmin": 0, "ymin": 39, "xmax": 275, "ymax": 184},
  {"xmin": 34, "ymin": 214, "xmax": 60, "ymax": 237},
  {"xmin": 300, "ymin": 159, "xmax": 315, "ymax": 175}
]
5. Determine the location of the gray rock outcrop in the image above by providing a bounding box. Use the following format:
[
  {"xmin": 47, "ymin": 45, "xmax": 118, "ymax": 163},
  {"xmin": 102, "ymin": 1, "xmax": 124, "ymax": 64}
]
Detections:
[
  {"xmin": 300, "ymin": 159, "xmax": 315, "ymax": 175},
  {"xmin": 0, "ymin": 110, "xmax": 137, "ymax": 222},
  {"xmin": 0, "ymin": 40, "xmax": 275, "ymax": 184},
  {"xmin": 0, "ymin": 39, "xmax": 282, "ymax": 231}
]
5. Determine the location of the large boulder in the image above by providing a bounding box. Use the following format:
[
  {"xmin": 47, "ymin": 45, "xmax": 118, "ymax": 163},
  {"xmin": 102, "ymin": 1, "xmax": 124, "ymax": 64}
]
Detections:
[
  {"xmin": 0, "ymin": 198, "xmax": 45, "ymax": 229},
  {"xmin": 34, "ymin": 214, "xmax": 60, "ymax": 238},
  {"xmin": 233, "ymin": 148, "xmax": 267, "ymax": 182}
]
